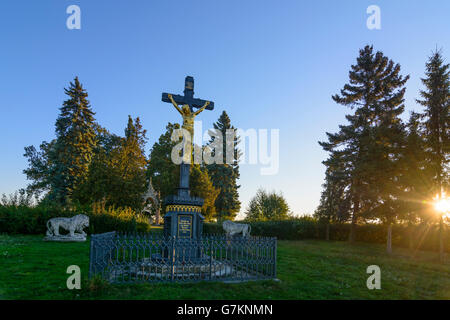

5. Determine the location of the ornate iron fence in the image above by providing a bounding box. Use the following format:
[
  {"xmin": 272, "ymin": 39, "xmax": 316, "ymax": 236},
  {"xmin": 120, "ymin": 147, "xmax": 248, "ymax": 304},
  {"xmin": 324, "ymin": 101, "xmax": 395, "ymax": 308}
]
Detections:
[{"xmin": 89, "ymin": 232, "xmax": 277, "ymax": 283}]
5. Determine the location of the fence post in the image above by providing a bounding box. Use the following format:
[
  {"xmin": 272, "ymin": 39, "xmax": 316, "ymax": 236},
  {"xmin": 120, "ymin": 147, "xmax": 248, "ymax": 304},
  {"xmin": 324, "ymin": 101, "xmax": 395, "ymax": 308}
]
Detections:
[
  {"xmin": 170, "ymin": 236, "xmax": 175, "ymax": 282},
  {"xmin": 88, "ymin": 235, "xmax": 94, "ymax": 279},
  {"xmin": 273, "ymin": 238, "xmax": 277, "ymax": 278},
  {"xmin": 209, "ymin": 239, "xmax": 213, "ymax": 281}
]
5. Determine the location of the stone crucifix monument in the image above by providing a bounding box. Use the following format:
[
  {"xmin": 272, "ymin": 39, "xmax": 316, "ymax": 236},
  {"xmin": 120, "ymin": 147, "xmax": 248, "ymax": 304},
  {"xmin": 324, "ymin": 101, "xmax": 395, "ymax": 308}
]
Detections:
[{"xmin": 161, "ymin": 76, "xmax": 214, "ymax": 242}]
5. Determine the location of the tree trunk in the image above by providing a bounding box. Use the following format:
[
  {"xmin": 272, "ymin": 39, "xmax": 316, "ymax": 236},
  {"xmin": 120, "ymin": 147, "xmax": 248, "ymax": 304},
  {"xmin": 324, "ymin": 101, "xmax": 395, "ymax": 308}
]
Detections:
[
  {"xmin": 408, "ymin": 223, "xmax": 414, "ymax": 257},
  {"xmin": 154, "ymin": 192, "xmax": 161, "ymax": 226},
  {"xmin": 348, "ymin": 205, "xmax": 358, "ymax": 243},
  {"xmin": 349, "ymin": 219, "xmax": 355, "ymax": 243},
  {"xmin": 326, "ymin": 223, "xmax": 330, "ymax": 241},
  {"xmin": 386, "ymin": 223, "xmax": 392, "ymax": 254},
  {"xmin": 439, "ymin": 215, "xmax": 444, "ymax": 263},
  {"xmin": 437, "ymin": 124, "xmax": 444, "ymax": 262},
  {"xmin": 348, "ymin": 185, "xmax": 360, "ymax": 243},
  {"xmin": 155, "ymin": 208, "xmax": 161, "ymax": 226}
]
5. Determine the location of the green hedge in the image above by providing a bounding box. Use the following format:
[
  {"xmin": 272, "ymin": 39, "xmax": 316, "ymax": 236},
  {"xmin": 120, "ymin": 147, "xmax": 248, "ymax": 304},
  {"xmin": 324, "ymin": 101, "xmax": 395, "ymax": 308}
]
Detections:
[
  {"xmin": 1, "ymin": 205, "xmax": 447, "ymax": 253},
  {"xmin": 0, "ymin": 205, "xmax": 152, "ymax": 235},
  {"xmin": 204, "ymin": 218, "xmax": 449, "ymax": 252}
]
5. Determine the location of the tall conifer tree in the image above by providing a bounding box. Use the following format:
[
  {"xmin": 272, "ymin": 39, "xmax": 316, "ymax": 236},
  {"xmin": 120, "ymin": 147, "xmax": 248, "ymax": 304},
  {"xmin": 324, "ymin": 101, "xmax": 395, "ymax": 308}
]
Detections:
[
  {"xmin": 24, "ymin": 77, "xmax": 97, "ymax": 205},
  {"xmin": 73, "ymin": 116, "xmax": 148, "ymax": 210},
  {"xmin": 320, "ymin": 45, "xmax": 409, "ymax": 248},
  {"xmin": 315, "ymin": 151, "xmax": 351, "ymax": 240},
  {"xmin": 416, "ymin": 50, "xmax": 450, "ymax": 262},
  {"xmin": 147, "ymin": 123, "xmax": 218, "ymax": 219},
  {"xmin": 112, "ymin": 116, "xmax": 148, "ymax": 209},
  {"xmin": 397, "ymin": 113, "xmax": 431, "ymax": 252},
  {"xmin": 147, "ymin": 123, "xmax": 180, "ymax": 203},
  {"xmin": 207, "ymin": 111, "xmax": 241, "ymax": 221}
]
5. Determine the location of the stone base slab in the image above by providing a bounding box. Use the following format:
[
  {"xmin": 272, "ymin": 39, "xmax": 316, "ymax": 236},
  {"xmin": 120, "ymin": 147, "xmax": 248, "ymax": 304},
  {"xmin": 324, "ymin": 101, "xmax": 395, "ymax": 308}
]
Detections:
[{"xmin": 43, "ymin": 235, "xmax": 87, "ymax": 242}]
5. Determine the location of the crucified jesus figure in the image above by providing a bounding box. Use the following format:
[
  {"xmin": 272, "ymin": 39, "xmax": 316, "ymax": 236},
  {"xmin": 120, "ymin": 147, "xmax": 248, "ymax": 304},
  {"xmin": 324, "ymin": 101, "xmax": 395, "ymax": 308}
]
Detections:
[{"xmin": 167, "ymin": 93, "xmax": 210, "ymax": 139}]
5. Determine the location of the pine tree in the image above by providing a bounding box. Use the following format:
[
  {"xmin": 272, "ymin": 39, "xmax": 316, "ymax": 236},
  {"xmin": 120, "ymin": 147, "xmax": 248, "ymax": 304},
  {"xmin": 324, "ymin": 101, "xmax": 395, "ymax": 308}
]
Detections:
[
  {"xmin": 74, "ymin": 116, "xmax": 148, "ymax": 210},
  {"xmin": 320, "ymin": 45, "xmax": 409, "ymax": 249},
  {"xmin": 24, "ymin": 77, "xmax": 97, "ymax": 205},
  {"xmin": 416, "ymin": 50, "xmax": 450, "ymax": 262},
  {"xmin": 397, "ymin": 112, "xmax": 432, "ymax": 252},
  {"xmin": 147, "ymin": 123, "xmax": 180, "ymax": 204},
  {"xmin": 120, "ymin": 116, "xmax": 148, "ymax": 181},
  {"xmin": 207, "ymin": 111, "xmax": 241, "ymax": 221},
  {"xmin": 315, "ymin": 151, "xmax": 351, "ymax": 240},
  {"xmin": 190, "ymin": 164, "xmax": 220, "ymax": 221},
  {"xmin": 54, "ymin": 77, "xmax": 97, "ymax": 203},
  {"xmin": 71, "ymin": 123, "xmax": 121, "ymax": 205},
  {"xmin": 112, "ymin": 116, "xmax": 148, "ymax": 209},
  {"xmin": 147, "ymin": 123, "xmax": 219, "ymax": 219}
]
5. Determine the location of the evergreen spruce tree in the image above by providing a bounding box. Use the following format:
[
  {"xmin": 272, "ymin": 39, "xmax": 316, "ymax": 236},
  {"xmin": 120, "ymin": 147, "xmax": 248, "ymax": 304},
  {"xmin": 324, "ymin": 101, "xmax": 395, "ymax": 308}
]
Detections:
[
  {"xmin": 207, "ymin": 111, "xmax": 241, "ymax": 221},
  {"xmin": 416, "ymin": 50, "xmax": 450, "ymax": 262},
  {"xmin": 314, "ymin": 151, "xmax": 351, "ymax": 240},
  {"xmin": 363, "ymin": 105, "xmax": 406, "ymax": 254},
  {"xmin": 113, "ymin": 116, "xmax": 148, "ymax": 209},
  {"xmin": 71, "ymin": 123, "xmax": 121, "ymax": 205},
  {"xmin": 147, "ymin": 123, "xmax": 180, "ymax": 203},
  {"xmin": 147, "ymin": 123, "xmax": 219, "ymax": 219},
  {"xmin": 54, "ymin": 77, "xmax": 97, "ymax": 203},
  {"xmin": 73, "ymin": 116, "xmax": 148, "ymax": 210},
  {"xmin": 24, "ymin": 77, "xmax": 97, "ymax": 205},
  {"xmin": 319, "ymin": 45, "xmax": 409, "ymax": 249},
  {"xmin": 398, "ymin": 113, "xmax": 431, "ymax": 252},
  {"xmin": 190, "ymin": 164, "xmax": 220, "ymax": 221}
]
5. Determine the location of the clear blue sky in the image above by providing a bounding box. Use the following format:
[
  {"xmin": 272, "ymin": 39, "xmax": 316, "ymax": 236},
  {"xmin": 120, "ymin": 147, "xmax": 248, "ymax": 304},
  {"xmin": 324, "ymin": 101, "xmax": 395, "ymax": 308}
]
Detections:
[{"xmin": 0, "ymin": 0, "xmax": 449, "ymax": 217}]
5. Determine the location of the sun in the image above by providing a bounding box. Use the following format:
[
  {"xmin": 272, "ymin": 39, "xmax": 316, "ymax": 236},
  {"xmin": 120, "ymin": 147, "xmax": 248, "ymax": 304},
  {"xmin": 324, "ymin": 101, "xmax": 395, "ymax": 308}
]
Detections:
[{"xmin": 434, "ymin": 197, "xmax": 450, "ymax": 214}]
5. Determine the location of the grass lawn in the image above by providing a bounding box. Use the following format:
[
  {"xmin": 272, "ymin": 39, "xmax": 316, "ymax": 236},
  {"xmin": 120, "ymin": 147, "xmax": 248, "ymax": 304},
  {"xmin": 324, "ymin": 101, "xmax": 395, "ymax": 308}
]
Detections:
[{"xmin": 0, "ymin": 234, "xmax": 448, "ymax": 300}]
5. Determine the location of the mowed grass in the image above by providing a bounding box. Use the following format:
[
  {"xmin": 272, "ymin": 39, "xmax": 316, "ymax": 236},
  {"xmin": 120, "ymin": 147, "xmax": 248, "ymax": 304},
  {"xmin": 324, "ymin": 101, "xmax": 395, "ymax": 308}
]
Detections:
[{"xmin": 0, "ymin": 234, "xmax": 448, "ymax": 300}]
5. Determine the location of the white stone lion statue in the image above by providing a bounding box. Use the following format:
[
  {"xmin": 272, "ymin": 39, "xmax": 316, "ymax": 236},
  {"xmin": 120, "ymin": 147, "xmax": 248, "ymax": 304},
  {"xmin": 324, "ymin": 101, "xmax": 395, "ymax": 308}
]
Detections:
[
  {"xmin": 222, "ymin": 220, "xmax": 251, "ymax": 238},
  {"xmin": 46, "ymin": 214, "xmax": 89, "ymax": 238}
]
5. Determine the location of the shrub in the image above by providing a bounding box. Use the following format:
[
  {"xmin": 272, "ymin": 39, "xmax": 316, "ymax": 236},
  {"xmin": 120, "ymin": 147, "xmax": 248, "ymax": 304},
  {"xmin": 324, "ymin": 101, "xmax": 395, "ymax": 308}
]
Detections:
[
  {"xmin": 1, "ymin": 205, "xmax": 447, "ymax": 252},
  {"xmin": 203, "ymin": 222, "xmax": 225, "ymax": 234},
  {"xmin": 0, "ymin": 204, "xmax": 151, "ymax": 235},
  {"xmin": 204, "ymin": 218, "xmax": 449, "ymax": 252}
]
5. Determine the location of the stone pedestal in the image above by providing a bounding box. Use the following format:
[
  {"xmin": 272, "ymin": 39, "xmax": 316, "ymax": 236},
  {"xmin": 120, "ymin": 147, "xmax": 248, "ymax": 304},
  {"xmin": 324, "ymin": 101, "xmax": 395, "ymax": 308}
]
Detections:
[
  {"xmin": 163, "ymin": 163, "xmax": 204, "ymax": 259},
  {"xmin": 163, "ymin": 163, "xmax": 204, "ymax": 239},
  {"xmin": 163, "ymin": 198, "xmax": 204, "ymax": 240}
]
